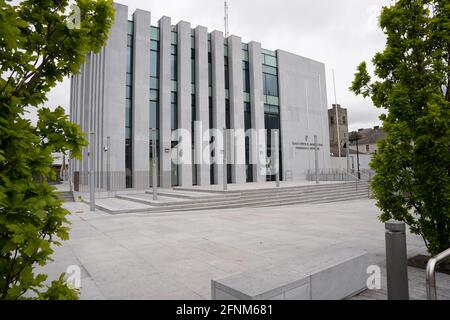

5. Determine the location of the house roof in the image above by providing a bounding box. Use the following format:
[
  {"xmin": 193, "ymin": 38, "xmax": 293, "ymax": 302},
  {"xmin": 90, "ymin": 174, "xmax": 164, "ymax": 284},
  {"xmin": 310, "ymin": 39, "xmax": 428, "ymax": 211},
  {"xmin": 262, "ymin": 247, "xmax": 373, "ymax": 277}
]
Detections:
[{"xmin": 349, "ymin": 127, "xmax": 386, "ymax": 145}]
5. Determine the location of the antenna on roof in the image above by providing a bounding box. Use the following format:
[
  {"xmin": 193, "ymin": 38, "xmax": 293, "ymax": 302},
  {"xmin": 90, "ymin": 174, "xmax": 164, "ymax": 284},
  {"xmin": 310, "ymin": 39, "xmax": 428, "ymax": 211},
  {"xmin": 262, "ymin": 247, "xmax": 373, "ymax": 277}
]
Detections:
[{"xmin": 224, "ymin": 1, "xmax": 229, "ymax": 37}]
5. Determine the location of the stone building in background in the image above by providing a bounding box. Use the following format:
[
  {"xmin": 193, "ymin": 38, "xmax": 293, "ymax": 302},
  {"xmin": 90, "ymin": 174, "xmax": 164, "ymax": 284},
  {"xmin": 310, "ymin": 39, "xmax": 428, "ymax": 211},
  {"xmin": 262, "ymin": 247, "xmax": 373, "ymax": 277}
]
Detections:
[
  {"xmin": 349, "ymin": 126, "xmax": 386, "ymax": 155},
  {"xmin": 328, "ymin": 104, "xmax": 349, "ymax": 157}
]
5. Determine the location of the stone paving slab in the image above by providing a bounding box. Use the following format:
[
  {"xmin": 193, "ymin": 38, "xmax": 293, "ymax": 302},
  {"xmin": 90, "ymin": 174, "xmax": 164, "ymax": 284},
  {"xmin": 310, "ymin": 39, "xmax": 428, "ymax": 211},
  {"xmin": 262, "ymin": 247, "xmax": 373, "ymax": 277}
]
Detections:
[
  {"xmin": 93, "ymin": 198, "xmax": 153, "ymax": 213},
  {"xmin": 36, "ymin": 199, "xmax": 450, "ymax": 300}
]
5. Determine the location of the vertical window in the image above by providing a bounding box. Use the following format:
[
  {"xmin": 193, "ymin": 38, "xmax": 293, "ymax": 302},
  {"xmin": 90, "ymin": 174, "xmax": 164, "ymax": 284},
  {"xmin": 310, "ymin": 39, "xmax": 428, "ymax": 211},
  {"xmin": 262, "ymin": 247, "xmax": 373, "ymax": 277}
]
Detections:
[
  {"xmin": 171, "ymin": 92, "xmax": 178, "ymax": 130},
  {"xmin": 149, "ymin": 26, "xmax": 160, "ymax": 187},
  {"xmin": 224, "ymin": 56, "xmax": 229, "ymax": 90},
  {"xmin": 208, "ymin": 52, "xmax": 212, "ymax": 88},
  {"xmin": 191, "ymin": 94, "xmax": 197, "ymax": 186},
  {"xmin": 264, "ymin": 105, "xmax": 281, "ymax": 182},
  {"xmin": 171, "ymin": 44, "xmax": 177, "ymax": 81},
  {"xmin": 125, "ymin": 21, "xmax": 134, "ymax": 188},
  {"xmin": 191, "ymin": 40, "xmax": 195, "ymax": 85},
  {"xmin": 191, "ymin": 33, "xmax": 197, "ymax": 185},
  {"xmin": 243, "ymin": 61, "xmax": 250, "ymax": 93},
  {"xmin": 262, "ymin": 51, "xmax": 279, "ymax": 98},
  {"xmin": 244, "ymin": 102, "xmax": 253, "ymax": 183}
]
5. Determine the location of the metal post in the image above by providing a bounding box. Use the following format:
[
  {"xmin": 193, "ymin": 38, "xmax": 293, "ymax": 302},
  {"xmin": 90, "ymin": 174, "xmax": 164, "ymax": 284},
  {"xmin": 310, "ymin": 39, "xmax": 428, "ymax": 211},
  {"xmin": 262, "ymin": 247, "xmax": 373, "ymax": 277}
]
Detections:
[
  {"xmin": 385, "ymin": 221, "xmax": 409, "ymax": 300},
  {"xmin": 151, "ymin": 129, "xmax": 158, "ymax": 201},
  {"xmin": 273, "ymin": 130, "xmax": 280, "ymax": 188},
  {"xmin": 314, "ymin": 135, "xmax": 319, "ymax": 185},
  {"xmin": 346, "ymin": 136, "xmax": 350, "ymax": 174},
  {"xmin": 89, "ymin": 132, "xmax": 95, "ymax": 212},
  {"xmin": 356, "ymin": 135, "xmax": 361, "ymax": 179},
  {"xmin": 106, "ymin": 136, "xmax": 111, "ymax": 191},
  {"xmin": 68, "ymin": 158, "xmax": 73, "ymax": 192},
  {"xmin": 426, "ymin": 248, "xmax": 450, "ymax": 300},
  {"xmin": 223, "ymin": 128, "xmax": 228, "ymax": 192}
]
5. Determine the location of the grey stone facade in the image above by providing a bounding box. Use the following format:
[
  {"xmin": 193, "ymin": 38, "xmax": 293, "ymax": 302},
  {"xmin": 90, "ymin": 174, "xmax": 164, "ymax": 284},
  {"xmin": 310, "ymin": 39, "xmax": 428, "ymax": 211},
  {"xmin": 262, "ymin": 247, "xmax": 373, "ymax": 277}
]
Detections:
[
  {"xmin": 328, "ymin": 104, "xmax": 349, "ymax": 158},
  {"xmin": 70, "ymin": 3, "xmax": 331, "ymax": 189}
]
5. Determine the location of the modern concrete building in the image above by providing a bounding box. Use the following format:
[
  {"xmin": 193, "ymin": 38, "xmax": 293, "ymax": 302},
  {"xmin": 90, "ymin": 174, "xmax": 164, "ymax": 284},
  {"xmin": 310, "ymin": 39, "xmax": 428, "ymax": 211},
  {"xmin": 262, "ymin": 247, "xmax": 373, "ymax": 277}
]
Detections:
[
  {"xmin": 70, "ymin": 3, "xmax": 331, "ymax": 190},
  {"xmin": 328, "ymin": 104, "xmax": 349, "ymax": 157}
]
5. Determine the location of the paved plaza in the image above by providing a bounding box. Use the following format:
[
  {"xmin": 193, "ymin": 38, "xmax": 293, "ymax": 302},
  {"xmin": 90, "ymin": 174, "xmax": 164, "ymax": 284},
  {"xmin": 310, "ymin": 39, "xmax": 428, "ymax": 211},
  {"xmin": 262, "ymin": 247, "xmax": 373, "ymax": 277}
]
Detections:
[{"xmin": 40, "ymin": 199, "xmax": 450, "ymax": 300}]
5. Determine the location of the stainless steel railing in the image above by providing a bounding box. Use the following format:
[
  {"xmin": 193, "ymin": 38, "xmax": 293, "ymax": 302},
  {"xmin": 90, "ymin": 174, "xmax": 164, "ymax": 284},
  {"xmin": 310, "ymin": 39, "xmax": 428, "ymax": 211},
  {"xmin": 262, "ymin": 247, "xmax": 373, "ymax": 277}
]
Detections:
[
  {"xmin": 426, "ymin": 247, "xmax": 450, "ymax": 300},
  {"xmin": 306, "ymin": 168, "xmax": 358, "ymax": 182},
  {"xmin": 359, "ymin": 171, "xmax": 373, "ymax": 198}
]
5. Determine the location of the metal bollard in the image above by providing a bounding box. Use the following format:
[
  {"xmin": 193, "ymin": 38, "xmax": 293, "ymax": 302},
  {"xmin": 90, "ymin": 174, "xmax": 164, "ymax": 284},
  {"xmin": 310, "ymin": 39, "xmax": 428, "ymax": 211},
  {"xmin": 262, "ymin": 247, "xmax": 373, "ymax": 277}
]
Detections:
[
  {"xmin": 385, "ymin": 221, "xmax": 409, "ymax": 300},
  {"xmin": 89, "ymin": 132, "xmax": 95, "ymax": 212}
]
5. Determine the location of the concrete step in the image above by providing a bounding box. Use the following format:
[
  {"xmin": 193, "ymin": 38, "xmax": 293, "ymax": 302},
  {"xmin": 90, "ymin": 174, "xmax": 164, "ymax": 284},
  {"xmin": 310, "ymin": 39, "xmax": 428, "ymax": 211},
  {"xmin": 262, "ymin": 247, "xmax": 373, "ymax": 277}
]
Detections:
[
  {"xmin": 174, "ymin": 181, "xmax": 364, "ymax": 195},
  {"xmin": 117, "ymin": 193, "xmax": 241, "ymax": 207},
  {"xmin": 151, "ymin": 190, "xmax": 235, "ymax": 200},
  {"xmin": 168, "ymin": 183, "xmax": 368, "ymax": 200},
  {"xmin": 118, "ymin": 185, "xmax": 369, "ymax": 209},
  {"xmin": 253, "ymin": 193, "xmax": 370, "ymax": 208},
  {"xmin": 56, "ymin": 191, "xmax": 75, "ymax": 202},
  {"xmin": 238, "ymin": 185, "xmax": 368, "ymax": 201},
  {"xmin": 92, "ymin": 181, "xmax": 371, "ymax": 214}
]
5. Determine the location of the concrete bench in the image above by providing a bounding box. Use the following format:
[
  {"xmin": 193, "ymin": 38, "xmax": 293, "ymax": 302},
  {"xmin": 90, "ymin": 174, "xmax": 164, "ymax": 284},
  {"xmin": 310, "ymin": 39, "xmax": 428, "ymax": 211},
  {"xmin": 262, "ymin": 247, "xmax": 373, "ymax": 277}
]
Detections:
[{"xmin": 211, "ymin": 247, "xmax": 369, "ymax": 300}]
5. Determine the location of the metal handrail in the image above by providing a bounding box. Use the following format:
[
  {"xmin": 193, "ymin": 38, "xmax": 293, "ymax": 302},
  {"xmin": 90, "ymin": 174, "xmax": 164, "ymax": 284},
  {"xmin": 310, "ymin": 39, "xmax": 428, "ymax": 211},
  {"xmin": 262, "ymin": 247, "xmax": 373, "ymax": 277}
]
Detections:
[
  {"xmin": 346, "ymin": 172, "xmax": 360, "ymax": 192},
  {"xmin": 359, "ymin": 171, "xmax": 373, "ymax": 198},
  {"xmin": 426, "ymin": 247, "xmax": 450, "ymax": 300}
]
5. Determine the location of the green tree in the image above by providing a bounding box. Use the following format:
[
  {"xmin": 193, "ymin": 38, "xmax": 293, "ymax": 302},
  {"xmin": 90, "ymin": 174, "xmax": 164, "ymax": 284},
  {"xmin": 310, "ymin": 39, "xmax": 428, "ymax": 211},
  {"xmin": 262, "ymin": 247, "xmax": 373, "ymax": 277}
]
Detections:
[
  {"xmin": 350, "ymin": 0, "xmax": 450, "ymax": 255},
  {"xmin": 0, "ymin": 0, "xmax": 114, "ymax": 299}
]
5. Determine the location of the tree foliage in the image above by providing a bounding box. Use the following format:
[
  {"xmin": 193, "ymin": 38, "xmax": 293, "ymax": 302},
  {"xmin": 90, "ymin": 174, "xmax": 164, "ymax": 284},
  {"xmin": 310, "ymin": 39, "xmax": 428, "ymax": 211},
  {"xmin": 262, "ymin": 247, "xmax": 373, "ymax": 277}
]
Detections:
[
  {"xmin": 0, "ymin": 0, "xmax": 114, "ymax": 299},
  {"xmin": 350, "ymin": 0, "xmax": 450, "ymax": 255}
]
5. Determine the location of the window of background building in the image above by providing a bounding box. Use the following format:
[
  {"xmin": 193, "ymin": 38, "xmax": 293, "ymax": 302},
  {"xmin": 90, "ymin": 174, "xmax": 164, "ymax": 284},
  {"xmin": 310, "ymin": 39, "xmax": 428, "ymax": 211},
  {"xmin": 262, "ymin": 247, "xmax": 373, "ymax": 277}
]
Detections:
[{"xmin": 125, "ymin": 21, "xmax": 134, "ymax": 189}]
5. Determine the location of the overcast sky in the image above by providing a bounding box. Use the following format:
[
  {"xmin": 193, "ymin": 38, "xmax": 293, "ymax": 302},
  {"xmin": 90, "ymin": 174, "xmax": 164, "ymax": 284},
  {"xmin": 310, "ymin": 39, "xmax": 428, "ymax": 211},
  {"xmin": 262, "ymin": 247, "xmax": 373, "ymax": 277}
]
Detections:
[{"xmin": 43, "ymin": 0, "xmax": 392, "ymax": 131}]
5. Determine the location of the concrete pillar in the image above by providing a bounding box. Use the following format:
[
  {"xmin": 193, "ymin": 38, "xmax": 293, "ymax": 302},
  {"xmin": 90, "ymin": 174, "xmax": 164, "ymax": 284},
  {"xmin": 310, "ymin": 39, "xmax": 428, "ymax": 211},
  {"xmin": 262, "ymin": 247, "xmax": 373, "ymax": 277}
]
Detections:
[
  {"xmin": 132, "ymin": 10, "xmax": 151, "ymax": 189},
  {"xmin": 248, "ymin": 41, "xmax": 266, "ymax": 182},
  {"xmin": 99, "ymin": 48, "xmax": 106, "ymax": 185},
  {"xmin": 102, "ymin": 2, "xmax": 127, "ymax": 188},
  {"xmin": 159, "ymin": 16, "xmax": 173, "ymax": 188},
  {"xmin": 82, "ymin": 55, "xmax": 94, "ymax": 184},
  {"xmin": 228, "ymin": 35, "xmax": 246, "ymax": 184},
  {"xmin": 73, "ymin": 74, "xmax": 80, "ymax": 173},
  {"xmin": 177, "ymin": 21, "xmax": 193, "ymax": 187},
  {"xmin": 195, "ymin": 26, "xmax": 210, "ymax": 186},
  {"xmin": 211, "ymin": 30, "xmax": 226, "ymax": 186}
]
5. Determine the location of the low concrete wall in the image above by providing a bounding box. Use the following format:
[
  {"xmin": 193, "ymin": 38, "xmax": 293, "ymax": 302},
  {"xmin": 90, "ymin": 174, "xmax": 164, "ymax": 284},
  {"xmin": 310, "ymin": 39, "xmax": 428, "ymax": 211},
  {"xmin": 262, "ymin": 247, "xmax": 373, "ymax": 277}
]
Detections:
[
  {"xmin": 349, "ymin": 154, "xmax": 372, "ymax": 171},
  {"xmin": 330, "ymin": 157, "xmax": 348, "ymax": 170},
  {"xmin": 212, "ymin": 248, "xmax": 369, "ymax": 300}
]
